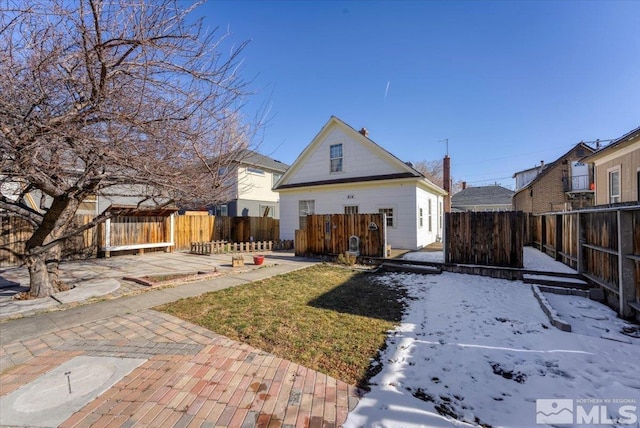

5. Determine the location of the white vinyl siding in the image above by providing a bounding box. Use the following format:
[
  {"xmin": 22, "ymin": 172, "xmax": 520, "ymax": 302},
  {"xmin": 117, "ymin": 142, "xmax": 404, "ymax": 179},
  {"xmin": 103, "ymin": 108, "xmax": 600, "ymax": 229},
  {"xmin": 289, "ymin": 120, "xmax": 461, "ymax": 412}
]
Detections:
[{"xmin": 283, "ymin": 127, "xmax": 400, "ymax": 185}]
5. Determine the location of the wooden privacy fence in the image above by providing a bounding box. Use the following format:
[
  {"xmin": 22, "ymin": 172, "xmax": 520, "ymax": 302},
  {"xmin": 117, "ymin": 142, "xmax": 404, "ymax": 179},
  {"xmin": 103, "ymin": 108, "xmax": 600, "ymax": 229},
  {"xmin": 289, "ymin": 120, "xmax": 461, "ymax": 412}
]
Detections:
[
  {"xmin": 530, "ymin": 205, "xmax": 640, "ymax": 318},
  {"xmin": 445, "ymin": 211, "xmax": 525, "ymax": 268},
  {"xmin": 1, "ymin": 215, "xmax": 97, "ymax": 267},
  {"xmin": 214, "ymin": 216, "xmax": 279, "ymax": 243},
  {"xmin": 294, "ymin": 213, "xmax": 385, "ymax": 258},
  {"xmin": 1, "ymin": 212, "xmax": 281, "ymax": 267}
]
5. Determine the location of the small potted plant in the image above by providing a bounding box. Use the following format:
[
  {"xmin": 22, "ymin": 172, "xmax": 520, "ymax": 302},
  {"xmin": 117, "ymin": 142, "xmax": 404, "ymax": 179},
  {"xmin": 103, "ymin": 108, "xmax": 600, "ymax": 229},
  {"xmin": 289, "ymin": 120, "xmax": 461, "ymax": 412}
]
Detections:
[{"xmin": 253, "ymin": 255, "xmax": 265, "ymax": 265}]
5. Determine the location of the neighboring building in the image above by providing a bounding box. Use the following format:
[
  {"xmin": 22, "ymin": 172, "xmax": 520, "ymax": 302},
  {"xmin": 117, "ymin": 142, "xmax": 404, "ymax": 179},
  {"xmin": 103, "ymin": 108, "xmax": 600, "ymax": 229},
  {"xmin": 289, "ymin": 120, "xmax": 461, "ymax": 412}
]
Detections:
[
  {"xmin": 451, "ymin": 184, "xmax": 514, "ymax": 212},
  {"xmin": 512, "ymin": 142, "xmax": 596, "ymax": 213},
  {"xmin": 583, "ymin": 125, "xmax": 640, "ymax": 205},
  {"xmin": 273, "ymin": 116, "xmax": 447, "ymax": 250},
  {"xmin": 212, "ymin": 150, "xmax": 289, "ymax": 218},
  {"xmin": 513, "ymin": 164, "xmax": 548, "ymax": 192}
]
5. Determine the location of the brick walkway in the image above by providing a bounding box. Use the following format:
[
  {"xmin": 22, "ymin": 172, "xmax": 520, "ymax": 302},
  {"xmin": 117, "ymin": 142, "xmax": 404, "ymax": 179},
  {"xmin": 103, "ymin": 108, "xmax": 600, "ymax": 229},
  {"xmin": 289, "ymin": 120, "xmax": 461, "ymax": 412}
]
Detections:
[{"xmin": 0, "ymin": 310, "xmax": 360, "ymax": 427}]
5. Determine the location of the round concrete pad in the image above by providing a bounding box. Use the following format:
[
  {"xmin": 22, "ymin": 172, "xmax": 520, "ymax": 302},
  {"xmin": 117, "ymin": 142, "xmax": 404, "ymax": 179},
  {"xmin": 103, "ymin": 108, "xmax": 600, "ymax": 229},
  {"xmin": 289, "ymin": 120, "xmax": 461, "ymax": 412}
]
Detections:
[{"xmin": 0, "ymin": 356, "xmax": 146, "ymax": 428}]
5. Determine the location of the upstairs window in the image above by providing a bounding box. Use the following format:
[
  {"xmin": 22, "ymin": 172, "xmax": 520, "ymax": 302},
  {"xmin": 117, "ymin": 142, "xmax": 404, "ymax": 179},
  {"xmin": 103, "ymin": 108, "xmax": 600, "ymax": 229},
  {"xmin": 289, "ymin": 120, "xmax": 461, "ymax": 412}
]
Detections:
[
  {"xmin": 330, "ymin": 144, "xmax": 343, "ymax": 173},
  {"xmin": 609, "ymin": 169, "xmax": 620, "ymax": 203},
  {"xmin": 272, "ymin": 172, "xmax": 282, "ymax": 188},
  {"xmin": 247, "ymin": 167, "xmax": 264, "ymax": 175}
]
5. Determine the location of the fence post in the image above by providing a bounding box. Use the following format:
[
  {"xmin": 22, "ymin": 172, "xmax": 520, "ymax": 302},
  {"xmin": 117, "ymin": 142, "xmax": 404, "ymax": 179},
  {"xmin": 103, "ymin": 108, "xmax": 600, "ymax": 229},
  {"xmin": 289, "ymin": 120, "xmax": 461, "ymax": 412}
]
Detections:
[
  {"xmin": 619, "ymin": 210, "xmax": 634, "ymax": 317},
  {"xmin": 577, "ymin": 212, "xmax": 584, "ymax": 274},
  {"xmin": 555, "ymin": 214, "xmax": 563, "ymax": 262}
]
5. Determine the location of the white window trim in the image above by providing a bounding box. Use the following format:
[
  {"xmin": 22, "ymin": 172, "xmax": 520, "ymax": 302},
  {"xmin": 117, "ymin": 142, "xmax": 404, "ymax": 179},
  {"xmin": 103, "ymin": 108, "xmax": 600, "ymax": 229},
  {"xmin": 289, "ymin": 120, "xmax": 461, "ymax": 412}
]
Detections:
[
  {"xmin": 607, "ymin": 165, "xmax": 621, "ymax": 204},
  {"xmin": 329, "ymin": 143, "xmax": 344, "ymax": 174},
  {"xmin": 247, "ymin": 167, "xmax": 265, "ymax": 176},
  {"xmin": 418, "ymin": 207, "xmax": 423, "ymax": 228},
  {"xmin": 378, "ymin": 206, "xmax": 396, "ymax": 228}
]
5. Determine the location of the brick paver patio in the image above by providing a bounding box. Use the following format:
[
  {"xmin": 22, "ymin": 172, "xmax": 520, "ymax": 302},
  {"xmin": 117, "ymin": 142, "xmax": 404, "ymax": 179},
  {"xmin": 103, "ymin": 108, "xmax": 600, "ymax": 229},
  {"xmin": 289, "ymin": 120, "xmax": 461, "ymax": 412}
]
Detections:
[{"xmin": 0, "ymin": 309, "xmax": 360, "ymax": 427}]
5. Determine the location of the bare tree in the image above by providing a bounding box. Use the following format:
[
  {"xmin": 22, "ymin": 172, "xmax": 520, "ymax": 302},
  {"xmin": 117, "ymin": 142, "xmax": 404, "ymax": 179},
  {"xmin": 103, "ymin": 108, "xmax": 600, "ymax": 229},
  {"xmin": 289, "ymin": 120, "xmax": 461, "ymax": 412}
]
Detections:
[
  {"xmin": 413, "ymin": 159, "xmax": 463, "ymax": 194},
  {"xmin": 0, "ymin": 0, "xmax": 255, "ymax": 297},
  {"xmin": 413, "ymin": 160, "xmax": 443, "ymax": 187}
]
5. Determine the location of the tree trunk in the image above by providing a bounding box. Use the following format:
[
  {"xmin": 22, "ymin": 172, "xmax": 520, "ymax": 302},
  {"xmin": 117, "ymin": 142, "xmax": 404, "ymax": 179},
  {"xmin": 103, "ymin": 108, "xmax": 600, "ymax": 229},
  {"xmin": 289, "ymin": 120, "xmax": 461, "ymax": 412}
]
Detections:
[
  {"xmin": 24, "ymin": 196, "xmax": 79, "ymax": 297},
  {"xmin": 24, "ymin": 253, "xmax": 57, "ymax": 298}
]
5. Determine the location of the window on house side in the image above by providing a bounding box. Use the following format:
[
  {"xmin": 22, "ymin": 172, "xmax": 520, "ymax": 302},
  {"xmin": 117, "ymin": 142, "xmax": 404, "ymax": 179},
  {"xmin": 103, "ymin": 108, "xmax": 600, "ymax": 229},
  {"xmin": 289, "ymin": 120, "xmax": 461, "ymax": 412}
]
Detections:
[
  {"xmin": 609, "ymin": 169, "xmax": 620, "ymax": 203},
  {"xmin": 260, "ymin": 205, "xmax": 275, "ymax": 218},
  {"xmin": 247, "ymin": 167, "xmax": 265, "ymax": 175},
  {"xmin": 345, "ymin": 205, "xmax": 359, "ymax": 215},
  {"xmin": 330, "ymin": 144, "xmax": 343, "ymax": 173},
  {"xmin": 428, "ymin": 200, "xmax": 433, "ymax": 232},
  {"xmin": 299, "ymin": 200, "xmax": 315, "ymax": 229},
  {"xmin": 272, "ymin": 172, "xmax": 282, "ymax": 188},
  {"xmin": 418, "ymin": 207, "xmax": 423, "ymax": 227},
  {"xmin": 379, "ymin": 208, "xmax": 394, "ymax": 227}
]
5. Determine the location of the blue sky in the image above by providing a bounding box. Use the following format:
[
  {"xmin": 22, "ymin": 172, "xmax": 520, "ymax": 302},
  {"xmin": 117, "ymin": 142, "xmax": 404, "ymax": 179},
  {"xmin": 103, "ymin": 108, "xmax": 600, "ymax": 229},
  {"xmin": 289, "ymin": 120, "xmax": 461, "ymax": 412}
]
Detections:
[{"xmin": 199, "ymin": 0, "xmax": 640, "ymax": 189}]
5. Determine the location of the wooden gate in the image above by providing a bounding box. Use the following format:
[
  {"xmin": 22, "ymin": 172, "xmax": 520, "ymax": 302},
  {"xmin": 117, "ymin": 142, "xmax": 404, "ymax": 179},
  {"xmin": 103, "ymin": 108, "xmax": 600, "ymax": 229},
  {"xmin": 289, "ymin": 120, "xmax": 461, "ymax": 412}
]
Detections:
[
  {"xmin": 445, "ymin": 211, "xmax": 525, "ymax": 268},
  {"xmin": 295, "ymin": 213, "xmax": 385, "ymax": 257}
]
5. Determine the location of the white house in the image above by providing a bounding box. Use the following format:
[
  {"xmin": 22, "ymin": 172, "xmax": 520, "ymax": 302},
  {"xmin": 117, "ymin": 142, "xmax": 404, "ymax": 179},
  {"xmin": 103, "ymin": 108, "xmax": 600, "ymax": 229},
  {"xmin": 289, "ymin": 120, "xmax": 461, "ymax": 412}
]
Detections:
[
  {"xmin": 274, "ymin": 116, "xmax": 447, "ymax": 250},
  {"xmin": 212, "ymin": 150, "xmax": 289, "ymax": 218}
]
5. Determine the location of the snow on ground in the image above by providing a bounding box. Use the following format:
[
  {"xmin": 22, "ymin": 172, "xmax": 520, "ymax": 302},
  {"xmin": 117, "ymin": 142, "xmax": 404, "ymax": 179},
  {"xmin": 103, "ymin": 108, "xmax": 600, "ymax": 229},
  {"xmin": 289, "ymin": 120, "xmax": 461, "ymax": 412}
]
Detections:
[
  {"xmin": 345, "ymin": 250, "xmax": 640, "ymax": 428},
  {"xmin": 403, "ymin": 247, "xmax": 578, "ymax": 274}
]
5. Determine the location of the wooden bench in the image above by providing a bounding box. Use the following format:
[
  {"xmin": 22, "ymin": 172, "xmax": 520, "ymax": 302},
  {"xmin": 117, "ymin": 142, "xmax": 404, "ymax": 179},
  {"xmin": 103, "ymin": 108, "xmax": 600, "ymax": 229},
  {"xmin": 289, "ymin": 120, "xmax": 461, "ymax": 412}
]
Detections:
[{"xmin": 101, "ymin": 242, "xmax": 173, "ymax": 258}]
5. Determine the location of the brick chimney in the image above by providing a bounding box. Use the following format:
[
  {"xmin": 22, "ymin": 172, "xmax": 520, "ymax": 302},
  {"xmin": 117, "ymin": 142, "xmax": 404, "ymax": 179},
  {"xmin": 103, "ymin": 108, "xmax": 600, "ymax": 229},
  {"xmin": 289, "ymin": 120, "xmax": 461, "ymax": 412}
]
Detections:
[
  {"xmin": 443, "ymin": 155, "xmax": 451, "ymax": 213},
  {"xmin": 462, "ymin": 181, "xmax": 467, "ymax": 190},
  {"xmin": 359, "ymin": 128, "xmax": 369, "ymax": 137}
]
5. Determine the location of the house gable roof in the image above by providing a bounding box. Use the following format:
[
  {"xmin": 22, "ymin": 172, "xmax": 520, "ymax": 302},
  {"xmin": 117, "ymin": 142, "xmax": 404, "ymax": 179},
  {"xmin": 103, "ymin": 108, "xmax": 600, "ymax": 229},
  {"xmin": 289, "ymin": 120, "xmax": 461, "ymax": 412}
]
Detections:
[
  {"xmin": 512, "ymin": 142, "xmax": 595, "ymax": 197},
  {"xmin": 582, "ymin": 125, "xmax": 640, "ymax": 162},
  {"xmin": 231, "ymin": 149, "xmax": 289, "ymax": 173},
  {"xmin": 274, "ymin": 116, "xmax": 445, "ymax": 195},
  {"xmin": 452, "ymin": 185, "xmax": 514, "ymax": 208}
]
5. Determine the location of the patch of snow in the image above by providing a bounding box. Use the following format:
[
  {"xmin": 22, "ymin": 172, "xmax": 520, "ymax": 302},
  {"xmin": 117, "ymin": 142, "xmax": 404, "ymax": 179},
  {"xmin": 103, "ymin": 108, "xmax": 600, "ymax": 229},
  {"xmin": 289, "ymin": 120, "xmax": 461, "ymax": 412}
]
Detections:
[
  {"xmin": 345, "ymin": 272, "xmax": 640, "ymax": 428},
  {"xmin": 523, "ymin": 247, "xmax": 577, "ymax": 273},
  {"xmin": 403, "ymin": 251, "xmax": 444, "ymax": 263},
  {"xmin": 403, "ymin": 247, "xmax": 580, "ymax": 274}
]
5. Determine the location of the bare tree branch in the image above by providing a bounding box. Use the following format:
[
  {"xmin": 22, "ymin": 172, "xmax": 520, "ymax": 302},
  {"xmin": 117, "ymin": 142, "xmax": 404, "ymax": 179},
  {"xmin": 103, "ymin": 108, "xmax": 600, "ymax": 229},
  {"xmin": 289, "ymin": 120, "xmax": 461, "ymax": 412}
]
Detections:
[{"xmin": 0, "ymin": 0, "xmax": 257, "ymax": 296}]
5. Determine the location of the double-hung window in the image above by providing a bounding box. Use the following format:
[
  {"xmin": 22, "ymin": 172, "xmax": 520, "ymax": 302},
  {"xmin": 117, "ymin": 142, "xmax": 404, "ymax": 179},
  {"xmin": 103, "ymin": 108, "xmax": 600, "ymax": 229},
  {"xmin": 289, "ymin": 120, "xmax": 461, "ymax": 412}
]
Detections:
[
  {"xmin": 609, "ymin": 169, "xmax": 620, "ymax": 204},
  {"xmin": 330, "ymin": 144, "xmax": 343, "ymax": 173},
  {"xmin": 299, "ymin": 200, "xmax": 315, "ymax": 229},
  {"xmin": 379, "ymin": 208, "xmax": 394, "ymax": 227},
  {"xmin": 345, "ymin": 205, "xmax": 359, "ymax": 215}
]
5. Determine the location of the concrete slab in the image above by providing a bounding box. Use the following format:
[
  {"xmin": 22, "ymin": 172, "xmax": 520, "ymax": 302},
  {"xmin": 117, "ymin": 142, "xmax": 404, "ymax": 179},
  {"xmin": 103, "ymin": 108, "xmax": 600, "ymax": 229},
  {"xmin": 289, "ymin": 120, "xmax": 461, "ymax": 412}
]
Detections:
[
  {"xmin": 0, "ymin": 355, "xmax": 146, "ymax": 428},
  {"xmin": 53, "ymin": 279, "xmax": 120, "ymax": 304},
  {"xmin": 0, "ymin": 295, "xmax": 58, "ymax": 318}
]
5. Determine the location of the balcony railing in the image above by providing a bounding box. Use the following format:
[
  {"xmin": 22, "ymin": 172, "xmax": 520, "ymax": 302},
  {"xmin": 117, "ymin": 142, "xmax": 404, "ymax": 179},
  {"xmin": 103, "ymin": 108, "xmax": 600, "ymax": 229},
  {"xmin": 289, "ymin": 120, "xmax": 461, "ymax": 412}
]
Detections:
[{"xmin": 563, "ymin": 175, "xmax": 593, "ymax": 192}]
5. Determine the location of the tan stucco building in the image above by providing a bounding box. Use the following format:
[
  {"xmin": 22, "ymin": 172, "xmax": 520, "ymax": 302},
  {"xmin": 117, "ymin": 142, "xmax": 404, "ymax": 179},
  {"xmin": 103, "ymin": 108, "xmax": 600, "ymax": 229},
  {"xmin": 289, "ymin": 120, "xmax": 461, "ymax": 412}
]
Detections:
[
  {"xmin": 583, "ymin": 126, "xmax": 640, "ymax": 205},
  {"xmin": 512, "ymin": 143, "xmax": 595, "ymax": 214}
]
